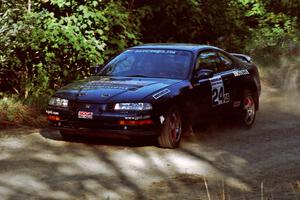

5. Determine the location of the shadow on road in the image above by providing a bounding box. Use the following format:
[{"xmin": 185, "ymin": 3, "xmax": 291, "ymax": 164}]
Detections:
[
  {"xmin": 0, "ymin": 86, "xmax": 300, "ymax": 199},
  {"xmin": 39, "ymin": 128, "xmax": 157, "ymax": 148}
]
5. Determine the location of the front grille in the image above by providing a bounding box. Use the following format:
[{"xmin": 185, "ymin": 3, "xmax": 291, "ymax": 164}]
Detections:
[
  {"xmin": 68, "ymin": 100, "xmax": 77, "ymax": 110},
  {"xmin": 68, "ymin": 101, "xmax": 115, "ymax": 113},
  {"xmin": 106, "ymin": 104, "xmax": 115, "ymax": 112},
  {"xmin": 77, "ymin": 103, "xmax": 97, "ymax": 109}
]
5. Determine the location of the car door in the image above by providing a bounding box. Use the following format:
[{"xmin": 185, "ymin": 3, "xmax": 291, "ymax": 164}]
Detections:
[
  {"xmin": 187, "ymin": 50, "xmax": 220, "ymax": 122},
  {"xmin": 213, "ymin": 51, "xmax": 236, "ymax": 113}
]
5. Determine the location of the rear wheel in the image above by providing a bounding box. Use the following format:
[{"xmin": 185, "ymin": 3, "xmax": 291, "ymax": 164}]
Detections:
[
  {"xmin": 158, "ymin": 106, "xmax": 182, "ymax": 148},
  {"xmin": 238, "ymin": 90, "xmax": 257, "ymax": 127}
]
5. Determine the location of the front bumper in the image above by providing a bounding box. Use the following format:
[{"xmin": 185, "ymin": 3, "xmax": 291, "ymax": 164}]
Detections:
[{"xmin": 46, "ymin": 106, "xmax": 162, "ymax": 137}]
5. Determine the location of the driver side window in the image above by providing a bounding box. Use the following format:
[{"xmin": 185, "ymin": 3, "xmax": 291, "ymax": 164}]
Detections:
[
  {"xmin": 217, "ymin": 52, "xmax": 234, "ymax": 72},
  {"xmin": 195, "ymin": 51, "xmax": 220, "ymax": 73}
]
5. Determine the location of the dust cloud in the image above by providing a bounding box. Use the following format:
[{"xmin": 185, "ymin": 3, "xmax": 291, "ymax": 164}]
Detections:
[
  {"xmin": 258, "ymin": 56, "xmax": 300, "ymax": 116},
  {"xmin": 259, "ymin": 56, "xmax": 300, "ymax": 94}
]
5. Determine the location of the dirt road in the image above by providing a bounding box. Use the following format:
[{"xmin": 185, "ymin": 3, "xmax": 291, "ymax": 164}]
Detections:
[{"xmin": 0, "ymin": 85, "xmax": 300, "ymax": 200}]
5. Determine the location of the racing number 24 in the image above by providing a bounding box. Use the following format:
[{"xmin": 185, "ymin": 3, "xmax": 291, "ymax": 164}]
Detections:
[{"xmin": 212, "ymin": 86, "xmax": 224, "ymax": 105}]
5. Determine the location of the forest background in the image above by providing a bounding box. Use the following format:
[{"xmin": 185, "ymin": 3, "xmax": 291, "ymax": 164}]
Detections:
[{"xmin": 1, "ymin": 0, "xmax": 299, "ymax": 125}]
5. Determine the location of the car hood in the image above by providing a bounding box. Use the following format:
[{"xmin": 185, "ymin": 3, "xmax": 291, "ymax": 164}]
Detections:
[{"xmin": 55, "ymin": 76, "xmax": 181, "ymax": 103}]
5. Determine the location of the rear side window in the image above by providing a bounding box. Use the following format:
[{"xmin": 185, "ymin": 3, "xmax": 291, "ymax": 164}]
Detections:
[
  {"xmin": 217, "ymin": 52, "xmax": 234, "ymax": 72},
  {"xmin": 196, "ymin": 51, "xmax": 220, "ymax": 73}
]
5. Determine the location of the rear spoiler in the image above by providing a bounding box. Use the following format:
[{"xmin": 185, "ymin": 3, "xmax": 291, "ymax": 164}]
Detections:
[{"xmin": 231, "ymin": 53, "xmax": 252, "ymax": 63}]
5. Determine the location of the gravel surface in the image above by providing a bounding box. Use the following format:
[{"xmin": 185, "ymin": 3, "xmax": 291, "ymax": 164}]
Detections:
[{"xmin": 0, "ymin": 85, "xmax": 299, "ymax": 200}]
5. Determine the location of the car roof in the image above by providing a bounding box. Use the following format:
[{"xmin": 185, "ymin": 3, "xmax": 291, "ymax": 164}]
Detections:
[{"xmin": 130, "ymin": 43, "xmax": 220, "ymax": 53}]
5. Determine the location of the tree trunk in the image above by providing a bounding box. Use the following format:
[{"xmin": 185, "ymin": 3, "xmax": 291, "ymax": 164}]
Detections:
[{"xmin": 28, "ymin": 0, "xmax": 31, "ymax": 13}]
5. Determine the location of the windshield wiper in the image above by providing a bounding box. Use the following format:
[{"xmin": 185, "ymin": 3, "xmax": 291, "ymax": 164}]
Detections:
[
  {"xmin": 127, "ymin": 75, "xmax": 149, "ymax": 78},
  {"xmin": 97, "ymin": 73, "xmax": 117, "ymax": 77}
]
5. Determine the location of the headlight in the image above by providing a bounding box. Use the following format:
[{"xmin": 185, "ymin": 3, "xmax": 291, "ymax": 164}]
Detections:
[
  {"xmin": 49, "ymin": 97, "xmax": 69, "ymax": 108},
  {"xmin": 114, "ymin": 103, "xmax": 152, "ymax": 111}
]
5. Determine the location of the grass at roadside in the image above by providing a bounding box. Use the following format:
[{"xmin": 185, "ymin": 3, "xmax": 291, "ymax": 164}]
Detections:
[
  {"xmin": 0, "ymin": 96, "xmax": 47, "ymax": 128},
  {"xmin": 148, "ymin": 174, "xmax": 300, "ymax": 200}
]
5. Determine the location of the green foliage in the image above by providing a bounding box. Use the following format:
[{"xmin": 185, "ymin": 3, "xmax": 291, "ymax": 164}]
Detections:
[
  {"xmin": 0, "ymin": 0, "xmax": 140, "ymax": 98},
  {"xmin": 135, "ymin": 0, "xmax": 249, "ymax": 50},
  {"xmin": 134, "ymin": 0, "xmax": 300, "ymax": 54},
  {"xmin": 1, "ymin": 0, "xmax": 300, "ymax": 101},
  {"xmin": 241, "ymin": 0, "xmax": 298, "ymax": 52}
]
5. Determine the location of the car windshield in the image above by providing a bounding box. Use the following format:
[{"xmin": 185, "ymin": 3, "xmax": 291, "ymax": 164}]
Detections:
[{"xmin": 99, "ymin": 49, "xmax": 193, "ymax": 79}]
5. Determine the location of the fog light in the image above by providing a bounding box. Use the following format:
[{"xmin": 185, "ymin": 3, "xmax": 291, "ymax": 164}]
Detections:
[
  {"xmin": 48, "ymin": 115, "xmax": 61, "ymax": 121},
  {"xmin": 119, "ymin": 119, "xmax": 154, "ymax": 126}
]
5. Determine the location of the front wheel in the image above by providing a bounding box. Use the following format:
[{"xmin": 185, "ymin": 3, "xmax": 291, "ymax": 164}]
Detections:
[
  {"xmin": 238, "ymin": 90, "xmax": 257, "ymax": 127},
  {"xmin": 158, "ymin": 106, "xmax": 182, "ymax": 148}
]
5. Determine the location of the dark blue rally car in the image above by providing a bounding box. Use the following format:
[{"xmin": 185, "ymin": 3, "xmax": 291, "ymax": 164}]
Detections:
[{"xmin": 46, "ymin": 44, "xmax": 261, "ymax": 148}]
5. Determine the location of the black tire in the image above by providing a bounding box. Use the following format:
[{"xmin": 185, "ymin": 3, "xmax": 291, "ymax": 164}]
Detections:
[
  {"xmin": 158, "ymin": 106, "xmax": 182, "ymax": 148},
  {"xmin": 238, "ymin": 90, "xmax": 257, "ymax": 128}
]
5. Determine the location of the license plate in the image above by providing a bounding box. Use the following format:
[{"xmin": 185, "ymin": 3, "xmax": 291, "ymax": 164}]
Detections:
[{"xmin": 78, "ymin": 111, "xmax": 93, "ymax": 119}]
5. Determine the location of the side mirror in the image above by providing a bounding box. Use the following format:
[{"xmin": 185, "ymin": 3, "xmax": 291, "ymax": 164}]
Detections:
[
  {"xmin": 194, "ymin": 69, "xmax": 214, "ymax": 80},
  {"xmin": 90, "ymin": 65, "xmax": 101, "ymax": 75}
]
